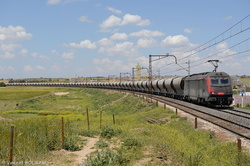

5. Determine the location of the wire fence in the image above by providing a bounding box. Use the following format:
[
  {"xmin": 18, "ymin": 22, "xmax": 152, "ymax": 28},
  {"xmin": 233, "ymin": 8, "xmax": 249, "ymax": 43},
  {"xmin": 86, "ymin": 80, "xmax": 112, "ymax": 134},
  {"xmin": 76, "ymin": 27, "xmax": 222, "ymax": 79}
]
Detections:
[{"xmin": 0, "ymin": 109, "xmax": 117, "ymax": 166}]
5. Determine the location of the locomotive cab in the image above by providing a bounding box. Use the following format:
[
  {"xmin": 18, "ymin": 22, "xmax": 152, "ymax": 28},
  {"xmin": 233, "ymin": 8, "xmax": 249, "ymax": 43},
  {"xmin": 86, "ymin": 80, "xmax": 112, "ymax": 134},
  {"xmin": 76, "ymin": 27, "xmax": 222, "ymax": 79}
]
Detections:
[
  {"xmin": 206, "ymin": 73, "xmax": 233, "ymax": 107},
  {"xmin": 184, "ymin": 72, "xmax": 233, "ymax": 107}
]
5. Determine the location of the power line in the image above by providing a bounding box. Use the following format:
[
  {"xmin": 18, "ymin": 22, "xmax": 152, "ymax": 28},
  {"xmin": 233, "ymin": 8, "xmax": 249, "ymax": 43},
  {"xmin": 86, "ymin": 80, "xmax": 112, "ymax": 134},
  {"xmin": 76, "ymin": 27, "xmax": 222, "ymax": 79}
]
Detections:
[{"xmin": 152, "ymin": 14, "xmax": 250, "ymax": 75}]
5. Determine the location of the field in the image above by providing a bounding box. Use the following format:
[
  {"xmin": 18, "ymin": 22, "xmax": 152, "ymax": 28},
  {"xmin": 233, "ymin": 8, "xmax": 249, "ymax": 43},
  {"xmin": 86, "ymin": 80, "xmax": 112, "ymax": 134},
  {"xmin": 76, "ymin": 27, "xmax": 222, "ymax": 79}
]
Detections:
[
  {"xmin": 241, "ymin": 78, "xmax": 250, "ymax": 85},
  {"xmin": 0, "ymin": 86, "xmax": 249, "ymax": 165}
]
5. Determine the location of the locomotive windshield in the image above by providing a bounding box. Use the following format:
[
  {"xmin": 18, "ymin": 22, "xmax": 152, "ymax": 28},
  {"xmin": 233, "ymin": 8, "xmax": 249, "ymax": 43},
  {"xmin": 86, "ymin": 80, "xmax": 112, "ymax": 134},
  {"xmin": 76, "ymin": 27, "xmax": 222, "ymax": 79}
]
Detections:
[{"xmin": 210, "ymin": 77, "xmax": 230, "ymax": 85}]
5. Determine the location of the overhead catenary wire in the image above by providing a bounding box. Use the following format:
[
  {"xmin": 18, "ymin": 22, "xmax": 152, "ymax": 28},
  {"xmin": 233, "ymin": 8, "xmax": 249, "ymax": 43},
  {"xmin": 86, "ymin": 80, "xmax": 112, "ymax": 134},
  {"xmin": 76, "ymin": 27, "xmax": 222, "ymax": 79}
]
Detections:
[
  {"xmin": 152, "ymin": 14, "xmax": 250, "ymax": 75},
  {"xmin": 160, "ymin": 49, "xmax": 250, "ymax": 76}
]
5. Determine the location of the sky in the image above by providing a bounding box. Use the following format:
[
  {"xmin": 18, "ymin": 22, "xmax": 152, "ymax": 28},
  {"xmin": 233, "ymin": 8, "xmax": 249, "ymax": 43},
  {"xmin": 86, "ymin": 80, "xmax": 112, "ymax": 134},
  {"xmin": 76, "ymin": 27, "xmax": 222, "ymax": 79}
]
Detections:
[{"xmin": 0, "ymin": 0, "xmax": 250, "ymax": 79}]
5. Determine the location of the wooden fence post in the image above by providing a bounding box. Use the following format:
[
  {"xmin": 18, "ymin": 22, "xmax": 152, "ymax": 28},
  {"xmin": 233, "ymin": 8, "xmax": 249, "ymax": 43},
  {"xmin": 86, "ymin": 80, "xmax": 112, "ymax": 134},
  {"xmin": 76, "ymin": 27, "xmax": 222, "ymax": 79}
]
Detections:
[
  {"xmin": 113, "ymin": 114, "xmax": 115, "ymax": 125},
  {"xmin": 195, "ymin": 117, "xmax": 198, "ymax": 129},
  {"xmin": 237, "ymin": 138, "xmax": 242, "ymax": 152},
  {"xmin": 86, "ymin": 107, "xmax": 90, "ymax": 130},
  {"xmin": 9, "ymin": 126, "xmax": 14, "ymax": 166},
  {"xmin": 100, "ymin": 111, "xmax": 102, "ymax": 129},
  {"xmin": 61, "ymin": 117, "xmax": 64, "ymax": 149}
]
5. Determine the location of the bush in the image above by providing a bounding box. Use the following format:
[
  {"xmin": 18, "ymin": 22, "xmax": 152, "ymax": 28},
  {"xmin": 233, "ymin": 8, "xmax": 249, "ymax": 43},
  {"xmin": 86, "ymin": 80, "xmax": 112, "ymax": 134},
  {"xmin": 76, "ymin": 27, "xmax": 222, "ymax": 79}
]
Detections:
[
  {"xmin": 100, "ymin": 126, "xmax": 115, "ymax": 139},
  {"xmin": 122, "ymin": 137, "xmax": 141, "ymax": 149},
  {"xmin": 81, "ymin": 149, "xmax": 128, "ymax": 166},
  {"xmin": 96, "ymin": 140, "xmax": 109, "ymax": 148},
  {"xmin": 64, "ymin": 136, "xmax": 82, "ymax": 151},
  {"xmin": 0, "ymin": 82, "xmax": 6, "ymax": 87}
]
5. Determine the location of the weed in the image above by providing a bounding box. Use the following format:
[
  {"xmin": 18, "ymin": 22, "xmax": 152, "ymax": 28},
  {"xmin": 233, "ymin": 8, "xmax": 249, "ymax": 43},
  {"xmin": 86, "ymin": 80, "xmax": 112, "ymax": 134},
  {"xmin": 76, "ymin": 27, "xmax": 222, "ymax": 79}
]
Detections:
[
  {"xmin": 80, "ymin": 130, "xmax": 98, "ymax": 137},
  {"xmin": 80, "ymin": 149, "xmax": 128, "ymax": 166},
  {"xmin": 100, "ymin": 125, "xmax": 115, "ymax": 139},
  {"xmin": 122, "ymin": 137, "xmax": 141, "ymax": 149},
  {"xmin": 96, "ymin": 140, "xmax": 109, "ymax": 148},
  {"xmin": 64, "ymin": 136, "xmax": 82, "ymax": 151},
  {"xmin": 170, "ymin": 114, "xmax": 180, "ymax": 119}
]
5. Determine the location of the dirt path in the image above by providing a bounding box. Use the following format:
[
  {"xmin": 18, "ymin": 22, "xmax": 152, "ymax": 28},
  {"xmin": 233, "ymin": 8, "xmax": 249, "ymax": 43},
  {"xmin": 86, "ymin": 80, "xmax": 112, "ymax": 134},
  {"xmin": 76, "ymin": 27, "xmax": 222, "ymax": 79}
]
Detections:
[
  {"xmin": 54, "ymin": 92, "xmax": 70, "ymax": 95},
  {"xmin": 0, "ymin": 116, "xmax": 12, "ymax": 121},
  {"xmin": 69, "ymin": 136, "xmax": 99, "ymax": 165},
  {"xmin": 111, "ymin": 93, "xmax": 128, "ymax": 105}
]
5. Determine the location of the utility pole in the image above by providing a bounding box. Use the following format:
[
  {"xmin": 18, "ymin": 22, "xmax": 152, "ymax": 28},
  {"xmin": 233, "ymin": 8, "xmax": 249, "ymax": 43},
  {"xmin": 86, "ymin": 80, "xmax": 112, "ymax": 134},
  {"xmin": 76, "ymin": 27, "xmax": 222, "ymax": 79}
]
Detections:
[
  {"xmin": 186, "ymin": 60, "xmax": 190, "ymax": 76},
  {"xmin": 120, "ymin": 72, "xmax": 131, "ymax": 82},
  {"xmin": 108, "ymin": 75, "xmax": 116, "ymax": 82},
  {"xmin": 132, "ymin": 67, "xmax": 148, "ymax": 94},
  {"xmin": 149, "ymin": 53, "xmax": 177, "ymax": 102}
]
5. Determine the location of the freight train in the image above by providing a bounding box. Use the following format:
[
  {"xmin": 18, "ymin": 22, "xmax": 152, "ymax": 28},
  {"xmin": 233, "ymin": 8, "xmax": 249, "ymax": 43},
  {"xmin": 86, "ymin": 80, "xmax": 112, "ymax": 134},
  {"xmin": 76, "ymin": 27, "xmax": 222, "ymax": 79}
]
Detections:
[{"xmin": 7, "ymin": 71, "xmax": 233, "ymax": 107}]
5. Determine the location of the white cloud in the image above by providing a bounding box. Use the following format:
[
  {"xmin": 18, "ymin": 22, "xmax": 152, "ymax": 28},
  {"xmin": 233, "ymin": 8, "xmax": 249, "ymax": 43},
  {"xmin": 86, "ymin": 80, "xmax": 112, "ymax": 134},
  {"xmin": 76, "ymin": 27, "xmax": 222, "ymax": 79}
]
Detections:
[
  {"xmin": 121, "ymin": 14, "xmax": 151, "ymax": 26},
  {"xmin": 110, "ymin": 33, "xmax": 128, "ymax": 40},
  {"xmin": 130, "ymin": 29, "xmax": 165, "ymax": 37},
  {"xmin": 20, "ymin": 49, "xmax": 28, "ymax": 55},
  {"xmin": 0, "ymin": 52, "xmax": 15, "ymax": 59},
  {"xmin": 31, "ymin": 52, "xmax": 39, "ymax": 58},
  {"xmin": 93, "ymin": 58, "xmax": 111, "ymax": 65},
  {"xmin": 97, "ymin": 38, "xmax": 114, "ymax": 47},
  {"xmin": 61, "ymin": 51, "xmax": 75, "ymax": 59},
  {"xmin": 162, "ymin": 35, "xmax": 189, "ymax": 48},
  {"xmin": 0, "ymin": 44, "xmax": 20, "ymax": 52},
  {"xmin": 215, "ymin": 42, "xmax": 236, "ymax": 60},
  {"xmin": 184, "ymin": 28, "xmax": 193, "ymax": 34},
  {"xmin": 51, "ymin": 65, "xmax": 62, "ymax": 72},
  {"xmin": 68, "ymin": 40, "xmax": 96, "ymax": 49},
  {"xmin": 216, "ymin": 42, "xmax": 228, "ymax": 50},
  {"xmin": 36, "ymin": 65, "xmax": 45, "ymax": 70},
  {"xmin": 93, "ymin": 58, "xmax": 129, "ymax": 73},
  {"xmin": 0, "ymin": 66, "xmax": 15, "ymax": 73},
  {"xmin": 98, "ymin": 41, "xmax": 136, "ymax": 57},
  {"xmin": 0, "ymin": 34, "xmax": 6, "ymax": 40},
  {"xmin": 137, "ymin": 38, "xmax": 157, "ymax": 48},
  {"xmin": 161, "ymin": 35, "xmax": 197, "ymax": 52},
  {"xmin": 106, "ymin": 7, "xmax": 122, "ymax": 14},
  {"xmin": 47, "ymin": 0, "xmax": 61, "ymax": 4},
  {"xmin": 24, "ymin": 65, "xmax": 33, "ymax": 72},
  {"xmin": 39, "ymin": 55, "xmax": 50, "ymax": 60},
  {"xmin": 78, "ymin": 16, "xmax": 92, "ymax": 23},
  {"xmin": 100, "ymin": 15, "xmax": 122, "ymax": 29},
  {"xmin": 0, "ymin": 26, "xmax": 32, "ymax": 59},
  {"xmin": 100, "ymin": 14, "xmax": 151, "ymax": 29},
  {"xmin": 225, "ymin": 16, "xmax": 233, "ymax": 20},
  {"xmin": 0, "ymin": 26, "xmax": 32, "ymax": 43},
  {"xmin": 51, "ymin": 50, "xmax": 58, "ymax": 54}
]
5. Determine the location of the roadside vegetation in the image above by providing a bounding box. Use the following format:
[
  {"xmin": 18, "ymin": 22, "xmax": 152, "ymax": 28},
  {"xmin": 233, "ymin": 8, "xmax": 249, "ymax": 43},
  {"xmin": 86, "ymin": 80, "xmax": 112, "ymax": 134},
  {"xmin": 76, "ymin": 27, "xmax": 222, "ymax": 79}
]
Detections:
[
  {"xmin": 0, "ymin": 82, "xmax": 6, "ymax": 87},
  {"xmin": 0, "ymin": 86, "xmax": 249, "ymax": 165}
]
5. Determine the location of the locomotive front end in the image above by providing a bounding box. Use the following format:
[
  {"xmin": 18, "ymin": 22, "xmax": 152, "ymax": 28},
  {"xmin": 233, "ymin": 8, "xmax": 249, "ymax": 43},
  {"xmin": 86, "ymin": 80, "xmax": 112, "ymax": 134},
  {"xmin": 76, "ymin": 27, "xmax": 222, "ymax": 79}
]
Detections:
[{"xmin": 206, "ymin": 72, "xmax": 233, "ymax": 107}]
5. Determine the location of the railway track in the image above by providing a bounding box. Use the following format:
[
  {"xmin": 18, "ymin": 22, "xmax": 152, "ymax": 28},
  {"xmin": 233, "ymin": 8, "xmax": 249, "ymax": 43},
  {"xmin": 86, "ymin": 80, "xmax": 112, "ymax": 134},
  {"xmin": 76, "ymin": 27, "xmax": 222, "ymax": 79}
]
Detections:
[
  {"xmin": 219, "ymin": 107, "xmax": 250, "ymax": 119},
  {"xmin": 133, "ymin": 91, "xmax": 250, "ymax": 140}
]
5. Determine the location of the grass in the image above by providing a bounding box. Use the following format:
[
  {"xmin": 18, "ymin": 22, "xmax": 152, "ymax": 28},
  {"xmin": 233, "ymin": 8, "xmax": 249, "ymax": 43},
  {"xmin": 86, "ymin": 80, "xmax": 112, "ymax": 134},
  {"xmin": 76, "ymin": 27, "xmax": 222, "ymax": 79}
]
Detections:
[
  {"xmin": 241, "ymin": 78, "xmax": 250, "ymax": 85},
  {"xmin": 0, "ymin": 87, "xmax": 249, "ymax": 165}
]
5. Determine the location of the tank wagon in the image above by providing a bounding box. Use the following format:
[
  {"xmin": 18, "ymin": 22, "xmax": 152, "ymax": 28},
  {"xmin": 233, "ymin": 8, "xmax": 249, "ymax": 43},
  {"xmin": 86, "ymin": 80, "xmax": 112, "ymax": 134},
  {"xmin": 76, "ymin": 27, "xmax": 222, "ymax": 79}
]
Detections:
[{"xmin": 6, "ymin": 72, "xmax": 233, "ymax": 107}]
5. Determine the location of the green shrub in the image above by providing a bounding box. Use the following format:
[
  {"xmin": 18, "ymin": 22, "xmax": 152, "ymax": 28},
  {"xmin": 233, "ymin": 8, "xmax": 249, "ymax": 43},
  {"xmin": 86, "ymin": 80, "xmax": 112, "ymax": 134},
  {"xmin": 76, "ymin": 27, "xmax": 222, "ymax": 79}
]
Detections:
[
  {"xmin": 122, "ymin": 137, "xmax": 141, "ymax": 149},
  {"xmin": 96, "ymin": 140, "xmax": 109, "ymax": 148},
  {"xmin": 0, "ymin": 82, "xmax": 6, "ymax": 87},
  {"xmin": 64, "ymin": 136, "xmax": 82, "ymax": 151},
  {"xmin": 100, "ymin": 126, "xmax": 115, "ymax": 139},
  {"xmin": 80, "ymin": 130, "xmax": 98, "ymax": 137},
  {"xmin": 81, "ymin": 149, "xmax": 128, "ymax": 166}
]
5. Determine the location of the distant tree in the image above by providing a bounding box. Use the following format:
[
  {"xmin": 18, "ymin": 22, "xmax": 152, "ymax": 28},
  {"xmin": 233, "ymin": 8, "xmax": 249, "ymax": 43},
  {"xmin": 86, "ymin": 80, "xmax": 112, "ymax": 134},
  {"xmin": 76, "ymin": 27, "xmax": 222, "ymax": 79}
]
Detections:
[{"xmin": 0, "ymin": 82, "xmax": 6, "ymax": 87}]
